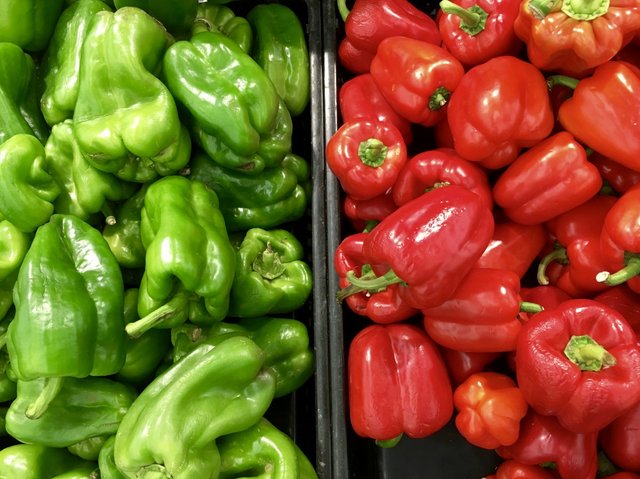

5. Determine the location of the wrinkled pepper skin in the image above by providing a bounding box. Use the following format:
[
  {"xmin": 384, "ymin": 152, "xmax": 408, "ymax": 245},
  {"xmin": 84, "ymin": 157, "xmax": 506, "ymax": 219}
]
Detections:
[
  {"xmin": 247, "ymin": 3, "xmax": 310, "ymax": 117},
  {"xmin": 114, "ymin": 338, "xmax": 276, "ymax": 479},
  {"xmin": 192, "ymin": 4, "xmax": 253, "ymax": 53},
  {"xmin": 113, "ymin": 0, "xmax": 198, "ymax": 35},
  {"xmin": 0, "ymin": 444, "xmax": 95, "ymax": 479},
  {"xmin": 6, "ymin": 376, "xmax": 137, "ymax": 448},
  {"xmin": 40, "ymin": 0, "xmax": 113, "ymax": 126},
  {"xmin": 171, "ymin": 317, "xmax": 314, "ymax": 398},
  {"xmin": 73, "ymin": 7, "xmax": 191, "ymax": 183},
  {"xmin": 164, "ymin": 31, "xmax": 290, "ymax": 174},
  {"xmin": 218, "ymin": 418, "xmax": 318, "ymax": 479},
  {"xmin": 0, "ymin": 0, "xmax": 65, "ymax": 52}
]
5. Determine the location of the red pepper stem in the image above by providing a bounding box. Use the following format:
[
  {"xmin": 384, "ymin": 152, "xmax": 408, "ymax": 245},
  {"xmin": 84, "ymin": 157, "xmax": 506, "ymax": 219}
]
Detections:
[
  {"xmin": 126, "ymin": 302, "xmax": 177, "ymax": 339},
  {"xmin": 537, "ymin": 247, "xmax": 568, "ymax": 285},
  {"xmin": 336, "ymin": 269, "xmax": 404, "ymax": 303},
  {"xmin": 25, "ymin": 376, "xmax": 65, "ymax": 420},
  {"xmin": 596, "ymin": 256, "xmax": 640, "ymax": 286},
  {"xmin": 520, "ymin": 301, "xmax": 544, "ymax": 314},
  {"xmin": 358, "ymin": 138, "xmax": 388, "ymax": 168},
  {"xmin": 376, "ymin": 434, "xmax": 403, "ymax": 448},
  {"xmin": 547, "ymin": 74, "xmax": 580, "ymax": 91},
  {"xmin": 528, "ymin": 0, "xmax": 562, "ymax": 18},
  {"xmin": 336, "ymin": 0, "xmax": 350, "ymax": 22},
  {"xmin": 439, "ymin": 0, "xmax": 489, "ymax": 35},
  {"xmin": 564, "ymin": 334, "xmax": 617, "ymax": 371}
]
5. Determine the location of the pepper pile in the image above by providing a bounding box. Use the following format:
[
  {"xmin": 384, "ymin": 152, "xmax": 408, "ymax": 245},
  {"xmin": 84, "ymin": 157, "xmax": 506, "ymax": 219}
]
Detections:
[
  {"xmin": 0, "ymin": 0, "xmax": 318, "ymax": 477},
  {"xmin": 329, "ymin": 0, "xmax": 640, "ymax": 477}
]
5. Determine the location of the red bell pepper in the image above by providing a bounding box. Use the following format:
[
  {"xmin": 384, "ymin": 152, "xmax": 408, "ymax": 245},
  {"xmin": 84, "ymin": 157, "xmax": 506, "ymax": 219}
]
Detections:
[
  {"xmin": 496, "ymin": 411, "xmax": 599, "ymax": 479},
  {"xmin": 590, "ymin": 151, "xmax": 640, "ymax": 194},
  {"xmin": 446, "ymin": 55, "xmax": 554, "ymax": 169},
  {"xmin": 369, "ymin": 37, "xmax": 465, "ymax": 127},
  {"xmin": 475, "ymin": 219, "xmax": 548, "ymax": 278},
  {"xmin": 515, "ymin": 298, "xmax": 640, "ymax": 433},
  {"xmin": 343, "ymin": 192, "xmax": 397, "ymax": 232},
  {"xmin": 338, "ymin": 184, "xmax": 495, "ymax": 310},
  {"xmin": 422, "ymin": 268, "xmax": 542, "ymax": 352},
  {"xmin": 326, "ymin": 119, "xmax": 407, "ymax": 201},
  {"xmin": 513, "ymin": 0, "xmax": 640, "ymax": 77},
  {"xmin": 440, "ymin": 347, "xmax": 502, "ymax": 385},
  {"xmin": 437, "ymin": 0, "xmax": 522, "ymax": 68},
  {"xmin": 391, "ymin": 148, "xmax": 493, "ymax": 211},
  {"xmin": 339, "ymin": 73, "xmax": 413, "ymax": 145},
  {"xmin": 453, "ymin": 372, "xmax": 528, "ymax": 449},
  {"xmin": 553, "ymin": 61, "xmax": 640, "ymax": 173},
  {"xmin": 334, "ymin": 232, "xmax": 418, "ymax": 324},
  {"xmin": 544, "ymin": 194, "xmax": 617, "ymax": 245},
  {"xmin": 493, "ymin": 131, "xmax": 602, "ymax": 225},
  {"xmin": 600, "ymin": 400, "xmax": 640, "ymax": 473},
  {"xmin": 486, "ymin": 460, "xmax": 558, "ymax": 479},
  {"xmin": 520, "ymin": 285, "xmax": 571, "ymax": 312},
  {"xmin": 337, "ymin": 0, "xmax": 441, "ymax": 74},
  {"xmin": 593, "ymin": 285, "xmax": 640, "ymax": 335},
  {"xmin": 348, "ymin": 323, "xmax": 453, "ymax": 444}
]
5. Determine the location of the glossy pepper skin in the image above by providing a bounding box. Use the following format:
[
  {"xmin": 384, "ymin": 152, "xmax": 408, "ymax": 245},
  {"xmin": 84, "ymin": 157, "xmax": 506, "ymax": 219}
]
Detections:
[
  {"xmin": 98, "ymin": 436, "xmax": 125, "ymax": 479},
  {"xmin": 0, "ymin": 134, "xmax": 59, "ymax": 233},
  {"xmin": 594, "ymin": 285, "xmax": 640, "ymax": 334},
  {"xmin": 326, "ymin": 119, "xmax": 407, "ymax": 201},
  {"xmin": 446, "ymin": 55, "xmax": 554, "ymax": 169},
  {"xmin": 440, "ymin": 348, "xmax": 501, "ymax": 385},
  {"xmin": 438, "ymin": 0, "xmax": 522, "ymax": 68},
  {"xmin": 247, "ymin": 3, "xmax": 310, "ymax": 117},
  {"xmin": 600, "ymin": 400, "xmax": 640, "ymax": 473},
  {"xmin": 0, "ymin": 0, "xmax": 65, "ymax": 52},
  {"xmin": 342, "ymin": 185, "xmax": 494, "ymax": 310},
  {"xmin": 171, "ymin": 317, "xmax": 314, "ymax": 398},
  {"xmin": 343, "ymin": 192, "xmax": 397, "ymax": 232},
  {"xmin": 590, "ymin": 151, "xmax": 640, "ymax": 194},
  {"xmin": 515, "ymin": 299, "xmax": 640, "ymax": 433},
  {"xmin": 0, "ymin": 444, "xmax": 95, "ymax": 479},
  {"xmin": 556, "ymin": 62, "xmax": 640, "ymax": 173},
  {"xmin": 349, "ymin": 324, "xmax": 453, "ymax": 443},
  {"xmin": 73, "ymin": 7, "xmax": 191, "ymax": 183},
  {"xmin": 513, "ymin": 0, "xmax": 640, "ymax": 76},
  {"xmin": 228, "ymin": 228, "xmax": 312, "ymax": 318},
  {"xmin": 164, "ymin": 31, "xmax": 291, "ymax": 174},
  {"xmin": 337, "ymin": 0, "xmax": 441, "ymax": 74},
  {"xmin": 370, "ymin": 38, "xmax": 465, "ymax": 127},
  {"xmin": 497, "ymin": 411, "xmax": 598, "ymax": 479},
  {"xmin": 487, "ymin": 459, "xmax": 558, "ymax": 479},
  {"xmin": 217, "ymin": 418, "xmax": 318, "ymax": 479},
  {"xmin": 453, "ymin": 372, "xmax": 528, "ymax": 449},
  {"xmin": 113, "ymin": 338, "xmax": 276, "ymax": 479},
  {"xmin": 113, "ymin": 0, "xmax": 198, "ymax": 35},
  {"xmin": 40, "ymin": 0, "xmax": 113, "ymax": 126},
  {"xmin": 192, "ymin": 4, "xmax": 253, "ymax": 53}
]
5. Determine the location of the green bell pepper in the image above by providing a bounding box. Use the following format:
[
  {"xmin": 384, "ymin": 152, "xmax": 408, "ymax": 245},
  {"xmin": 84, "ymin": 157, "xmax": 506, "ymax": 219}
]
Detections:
[
  {"xmin": 113, "ymin": 0, "xmax": 198, "ymax": 36},
  {"xmin": 6, "ymin": 376, "xmax": 137, "ymax": 448},
  {"xmin": 0, "ymin": 0, "xmax": 65, "ymax": 52},
  {"xmin": 0, "ymin": 220, "xmax": 30, "ymax": 320},
  {"xmin": 6, "ymin": 214, "xmax": 126, "ymax": 418},
  {"xmin": 163, "ymin": 30, "xmax": 291, "ymax": 174},
  {"xmin": 68, "ymin": 435, "xmax": 108, "ymax": 461},
  {"xmin": 218, "ymin": 418, "xmax": 318, "ymax": 479},
  {"xmin": 0, "ymin": 42, "xmax": 50, "ymax": 144},
  {"xmin": 247, "ymin": 3, "xmax": 310, "ymax": 117},
  {"xmin": 49, "ymin": 463, "xmax": 100, "ymax": 479},
  {"xmin": 0, "ymin": 444, "xmax": 95, "ymax": 479},
  {"xmin": 192, "ymin": 3, "xmax": 253, "ymax": 53},
  {"xmin": 40, "ymin": 0, "xmax": 113, "ymax": 126},
  {"xmin": 172, "ymin": 316, "xmax": 314, "ymax": 397},
  {"xmin": 126, "ymin": 176, "xmax": 236, "ymax": 337},
  {"xmin": 0, "ymin": 134, "xmax": 59, "ymax": 233},
  {"xmin": 73, "ymin": 7, "xmax": 191, "ymax": 183},
  {"xmin": 45, "ymin": 120, "xmax": 138, "ymax": 223},
  {"xmin": 188, "ymin": 152, "xmax": 309, "ymax": 232},
  {"xmin": 98, "ymin": 436, "xmax": 126, "ymax": 479},
  {"xmin": 113, "ymin": 337, "xmax": 276, "ymax": 478},
  {"xmin": 228, "ymin": 228, "xmax": 312, "ymax": 318}
]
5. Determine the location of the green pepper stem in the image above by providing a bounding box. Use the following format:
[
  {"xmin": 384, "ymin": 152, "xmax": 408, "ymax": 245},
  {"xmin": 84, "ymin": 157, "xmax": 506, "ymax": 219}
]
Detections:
[
  {"xmin": 336, "ymin": 269, "xmax": 404, "ymax": 303},
  {"xmin": 561, "ymin": 0, "xmax": 610, "ymax": 20},
  {"xmin": 439, "ymin": 0, "xmax": 489, "ymax": 35},
  {"xmin": 376, "ymin": 434, "xmax": 403, "ymax": 448},
  {"xmin": 358, "ymin": 138, "xmax": 388, "ymax": 168},
  {"xmin": 337, "ymin": 0, "xmax": 351, "ymax": 22},
  {"xmin": 528, "ymin": 0, "xmax": 562, "ymax": 18},
  {"xmin": 363, "ymin": 220, "xmax": 378, "ymax": 233},
  {"xmin": 101, "ymin": 204, "xmax": 116, "ymax": 226},
  {"xmin": 596, "ymin": 256, "xmax": 640, "ymax": 286},
  {"xmin": 429, "ymin": 86, "xmax": 452, "ymax": 111},
  {"xmin": 600, "ymin": 181, "xmax": 616, "ymax": 196},
  {"xmin": 537, "ymin": 247, "xmax": 568, "ymax": 285},
  {"xmin": 564, "ymin": 335, "xmax": 616, "ymax": 371},
  {"xmin": 26, "ymin": 377, "xmax": 64, "ymax": 420},
  {"xmin": 252, "ymin": 242, "xmax": 286, "ymax": 280},
  {"xmin": 138, "ymin": 464, "xmax": 172, "ymax": 478},
  {"xmin": 126, "ymin": 303, "xmax": 176, "ymax": 339},
  {"xmin": 547, "ymin": 74, "xmax": 580, "ymax": 91},
  {"xmin": 520, "ymin": 301, "xmax": 544, "ymax": 314}
]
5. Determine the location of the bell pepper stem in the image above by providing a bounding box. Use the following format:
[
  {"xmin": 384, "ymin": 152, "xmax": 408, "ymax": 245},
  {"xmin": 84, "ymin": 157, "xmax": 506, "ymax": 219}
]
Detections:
[
  {"xmin": 528, "ymin": 0, "xmax": 563, "ymax": 18},
  {"xmin": 101, "ymin": 204, "xmax": 116, "ymax": 226},
  {"xmin": 537, "ymin": 247, "xmax": 568, "ymax": 285},
  {"xmin": 252, "ymin": 242, "xmax": 286, "ymax": 280},
  {"xmin": 564, "ymin": 334, "xmax": 616, "ymax": 371},
  {"xmin": 138, "ymin": 464, "xmax": 172, "ymax": 478},
  {"xmin": 358, "ymin": 138, "xmax": 388, "ymax": 168},
  {"xmin": 26, "ymin": 376, "xmax": 65, "ymax": 420},
  {"xmin": 520, "ymin": 301, "xmax": 544, "ymax": 314},
  {"xmin": 561, "ymin": 0, "xmax": 610, "ymax": 20},
  {"xmin": 547, "ymin": 74, "xmax": 580, "ymax": 91},
  {"xmin": 439, "ymin": 0, "xmax": 489, "ymax": 35},
  {"xmin": 336, "ymin": 269, "xmax": 404, "ymax": 303},
  {"xmin": 337, "ymin": 0, "xmax": 351, "ymax": 22},
  {"xmin": 376, "ymin": 434, "xmax": 403, "ymax": 448},
  {"xmin": 596, "ymin": 255, "xmax": 640, "ymax": 286},
  {"xmin": 126, "ymin": 302, "xmax": 177, "ymax": 339},
  {"xmin": 429, "ymin": 86, "xmax": 452, "ymax": 111}
]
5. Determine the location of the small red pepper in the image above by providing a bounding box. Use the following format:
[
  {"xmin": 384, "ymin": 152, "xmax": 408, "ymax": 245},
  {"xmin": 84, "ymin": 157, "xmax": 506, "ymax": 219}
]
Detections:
[
  {"xmin": 590, "ymin": 151, "xmax": 640, "ymax": 194},
  {"xmin": 437, "ymin": 0, "xmax": 522, "ymax": 68},
  {"xmin": 496, "ymin": 411, "xmax": 599, "ymax": 479},
  {"xmin": 446, "ymin": 55, "xmax": 554, "ymax": 169},
  {"xmin": 369, "ymin": 37, "xmax": 465, "ymax": 127},
  {"xmin": 326, "ymin": 119, "xmax": 407, "ymax": 201},
  {"xmin": 600, "ymin": 400, "xmax": 640, "ymax": 473},
  {"xmin": 343, "ymin": 192, "xmax": 397, "ymax": 232},
  {"xmin": 515, "ymin": 299, "xmax": 640, "ymax": 433},
  {"xmin": 453, "ymin": 372, "xmax": 528, "ymax": 449},
  {"xmin": 337, "ymin": 0, "xmax": 441, "ymax": 74},
  {"xmin": 339, "ymin": 73, "xmax": 414, "ymax": 145},
  {"xmin": 391, "ymin": 148, "xmax": 493, "ymax": 211},
  {"xmin": 513, "ymin": 0, "xmax": 640, "ymax": 77},
  {"xmin": 593, "ymin": 284, "xmax": 640, "ymax": 335},
  {"xmin": 486, "ymin": 460, "xmax": 558, "ymax": 479},
  {"xmin": 423, "ymin": 268, "xmax": 542, "ymax": 352},
  {"xmin": 348, "ymin": 323, "xmax": 453, "ymax": 444},
  {"xmin": 440, "ymin": 347, "xmax": 502, "ymax": 385},
  {"xmin": 338, "ymin": 184, "xmax": 495, "ymax": 310},
  {"xmin": 554, "ymin": 61, "xmax": 640, "ymax": 173}
]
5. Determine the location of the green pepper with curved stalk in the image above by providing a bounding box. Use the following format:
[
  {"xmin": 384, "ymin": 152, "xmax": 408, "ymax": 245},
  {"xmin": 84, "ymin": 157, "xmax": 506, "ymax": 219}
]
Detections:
[
  {"xmin": 0, "ymin": 0, "xmax": 65, "ymax": 52},
  {"xmin": 191, "ymin": 3, "xmax": 253, "ymax": 53}
]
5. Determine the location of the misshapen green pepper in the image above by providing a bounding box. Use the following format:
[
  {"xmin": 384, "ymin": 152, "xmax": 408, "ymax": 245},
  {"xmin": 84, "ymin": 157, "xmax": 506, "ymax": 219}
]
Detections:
[
  {"xmin": 74, "ymin": 7, "xmax": 191, "ymax": 183},
  {"xmin": 0, "ymin": 444, "xmax": 94, "ymax": 479},
  {"xmin": 0, "ymin": 0, "xmax": 65, "ymax": 52},
  {"xmin": 192, "ymin": 3, "xmax": 253, "ymax": 53},
  {"xmin": 114, "ymin": 337, "xmax": 276, "ymax": 478}
]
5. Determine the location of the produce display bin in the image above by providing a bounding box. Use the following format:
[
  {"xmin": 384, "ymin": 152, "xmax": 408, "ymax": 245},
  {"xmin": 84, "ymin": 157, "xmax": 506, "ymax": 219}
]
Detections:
[{"xmin": 321, "ymin": 1, "xmax": 504, "ymax": 477}]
